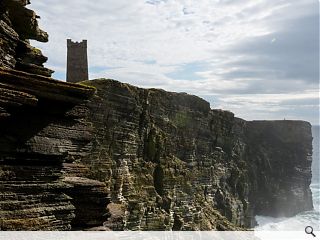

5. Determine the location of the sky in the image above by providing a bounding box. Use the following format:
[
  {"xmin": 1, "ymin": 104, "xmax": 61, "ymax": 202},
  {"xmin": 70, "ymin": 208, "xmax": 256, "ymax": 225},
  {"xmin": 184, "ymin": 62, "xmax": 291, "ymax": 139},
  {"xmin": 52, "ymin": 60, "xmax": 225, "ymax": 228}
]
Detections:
[{"xmin": 30, "ymin": 0, "xmax": 319, "ymax": 125}]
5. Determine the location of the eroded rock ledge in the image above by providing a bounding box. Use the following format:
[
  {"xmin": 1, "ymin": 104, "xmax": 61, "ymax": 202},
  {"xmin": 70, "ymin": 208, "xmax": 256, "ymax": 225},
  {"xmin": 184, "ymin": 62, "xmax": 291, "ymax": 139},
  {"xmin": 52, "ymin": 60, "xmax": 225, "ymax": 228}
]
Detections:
[
  {"xmin": 0, "ymin": 67, "xmax": 108, "ymax": 230},
  {"xmin": 0, "ymin": 0, "xmax": 52, "ymax": 76},
  {"xmin": 0, "ymin": 0, "xmax": 109, "ymax": 231}
]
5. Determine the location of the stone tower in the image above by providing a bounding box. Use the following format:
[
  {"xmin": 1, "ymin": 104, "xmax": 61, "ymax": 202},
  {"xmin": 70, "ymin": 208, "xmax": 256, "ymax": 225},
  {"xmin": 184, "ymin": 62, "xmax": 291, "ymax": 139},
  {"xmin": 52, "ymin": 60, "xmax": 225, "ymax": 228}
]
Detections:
[{"xmin": 66, "ymin": 39, "xmax": 89, "ymax": 83}]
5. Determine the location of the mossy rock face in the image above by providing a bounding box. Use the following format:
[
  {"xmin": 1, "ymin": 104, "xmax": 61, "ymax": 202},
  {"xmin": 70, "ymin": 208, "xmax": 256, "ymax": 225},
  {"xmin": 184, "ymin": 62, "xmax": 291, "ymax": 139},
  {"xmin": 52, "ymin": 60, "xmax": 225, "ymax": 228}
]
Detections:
[{"xmin": 173, "ymin": 111, "xmax": 191, "ymax": 128}]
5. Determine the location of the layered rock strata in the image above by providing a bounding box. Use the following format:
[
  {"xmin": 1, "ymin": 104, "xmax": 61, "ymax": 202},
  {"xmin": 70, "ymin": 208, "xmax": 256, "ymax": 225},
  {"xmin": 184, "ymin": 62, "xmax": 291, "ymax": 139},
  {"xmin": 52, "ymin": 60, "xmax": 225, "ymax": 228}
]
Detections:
[
  {"xmin": 0, "ymin": 0, "xmax": 109, "ymax": 231},
  {"xmin": 79, "ymin": 79, "xmax": 313, "ymax": 230},
  {"xmin": 245, "ymin": 121, "xmax": 313, "ymax": 217},
  {"xmin": 0, "ymin": 0, "xmax": 53, "ymax": 76},
  {"xmin": 0, "ymin": 73, "xmax": 313, "ymax": 230},
  {"xmin": 0, "ymin": 67, "xmax": 107, "ymax": 230}
]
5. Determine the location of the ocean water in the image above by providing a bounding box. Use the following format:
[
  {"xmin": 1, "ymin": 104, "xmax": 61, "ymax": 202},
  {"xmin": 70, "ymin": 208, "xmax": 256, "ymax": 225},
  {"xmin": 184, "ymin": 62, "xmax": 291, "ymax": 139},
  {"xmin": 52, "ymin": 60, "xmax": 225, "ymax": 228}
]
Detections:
[{"xmin": 255, "ymin": 125, "xmax": 320, "ymax": 231}]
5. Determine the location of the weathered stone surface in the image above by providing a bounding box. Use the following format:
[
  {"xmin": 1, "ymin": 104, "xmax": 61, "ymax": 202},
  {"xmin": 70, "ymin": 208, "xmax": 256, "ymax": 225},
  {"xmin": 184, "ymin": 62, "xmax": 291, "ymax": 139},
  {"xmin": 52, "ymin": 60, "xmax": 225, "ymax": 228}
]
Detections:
[
  {"xmin": 0, "ymin": 167, "xmax": 75, "ymax": 230},
  {"xmin": 0, "ymin": 0, "xmax": 53, "ymax": 76},
  {"xmin": 4, "ymin": 0, "xmax": 48, "ymax": 42},
  {"xmin": 78, "ymin": 79, "xmax": 250, "ymax": 230},
  {"xmin": 245, "ymin": 120, "xmax": 313, "ymax": 217},
  {"xmin": 0, "ymin": 67, "xmax": 103, "ymax": 231},
  {"xmin": 0, "ymin": 68, "xmax": 96, "ymax": 104},
  {"xmin": 79, "ymin": 79, "xmax": 313, "ymax": 230},
  {"xmin": 0, "ymin": 86, "xmax": 37, "ymax": 108},
  {"xmin": 0, "ymin": 76, "xmax": 313, "ymax": 231},
  {"xmin": 63, "ymin": 177, "xmax": 109, "ymax": 228}
]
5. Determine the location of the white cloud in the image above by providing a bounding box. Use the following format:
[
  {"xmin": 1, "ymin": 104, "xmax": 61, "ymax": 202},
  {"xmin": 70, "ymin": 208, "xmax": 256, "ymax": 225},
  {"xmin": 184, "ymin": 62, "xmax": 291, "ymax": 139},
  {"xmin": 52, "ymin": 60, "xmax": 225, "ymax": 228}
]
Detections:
[
  {"xmin": 30, "ymin": 0, "xmax": 283, "ymax": 71},
  {"xmin": 29, "ymin": 0, "xmax": 319, "ymax": 124}
]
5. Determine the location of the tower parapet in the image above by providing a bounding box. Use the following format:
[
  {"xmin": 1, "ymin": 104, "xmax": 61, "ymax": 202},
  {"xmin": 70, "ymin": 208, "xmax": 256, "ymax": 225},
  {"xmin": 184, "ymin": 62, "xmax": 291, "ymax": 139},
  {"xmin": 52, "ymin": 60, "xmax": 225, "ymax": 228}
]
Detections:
[{"xmin": 66, "ymin": 39, "xmax": 89, "ymax": 83}]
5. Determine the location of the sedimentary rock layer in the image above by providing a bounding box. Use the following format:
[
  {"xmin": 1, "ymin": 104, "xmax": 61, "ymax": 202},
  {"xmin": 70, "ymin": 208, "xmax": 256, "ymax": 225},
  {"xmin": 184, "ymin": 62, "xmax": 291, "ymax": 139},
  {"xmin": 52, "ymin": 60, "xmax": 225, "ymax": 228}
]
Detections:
[
  {"xmin": 0, "ymin": 73, "xmax": 313, "ymax": 230},
  {"xmin": 0, "ymin": 0, "xmax": 109, "ymax": 231},
  {"xmin": 0, "ymin": 0, "xmax": 53, "ymax": 76},
  {"xmin": 245, "ymin": 120, "xmax": 313, "ymax": 217},
  {"xmin": 0, "ymin": 68, "xmax": 109, "ymax": 230},
  {"xmin": 82, "ymin": 79, "xmax": 248, "ymax": 230},
  {"xmin": 79, "ymin": 79, "xmax": 313, "ymax": 230}
]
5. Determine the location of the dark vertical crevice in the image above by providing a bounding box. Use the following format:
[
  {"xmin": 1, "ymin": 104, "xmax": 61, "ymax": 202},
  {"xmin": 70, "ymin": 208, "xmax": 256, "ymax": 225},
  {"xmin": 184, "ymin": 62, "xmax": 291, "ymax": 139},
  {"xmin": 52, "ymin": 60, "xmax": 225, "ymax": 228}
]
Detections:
[{"xmin": 153, "ymin": 164, "xmax": 164, "ymax": 196}]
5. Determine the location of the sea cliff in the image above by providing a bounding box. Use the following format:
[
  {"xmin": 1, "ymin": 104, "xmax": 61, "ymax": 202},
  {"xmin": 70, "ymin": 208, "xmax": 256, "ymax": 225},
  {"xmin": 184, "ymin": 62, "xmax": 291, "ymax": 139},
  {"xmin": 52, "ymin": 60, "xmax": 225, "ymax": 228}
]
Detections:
[{"xmin": 0, "ymin": 0, "xmax": 313, "ymax": 230}]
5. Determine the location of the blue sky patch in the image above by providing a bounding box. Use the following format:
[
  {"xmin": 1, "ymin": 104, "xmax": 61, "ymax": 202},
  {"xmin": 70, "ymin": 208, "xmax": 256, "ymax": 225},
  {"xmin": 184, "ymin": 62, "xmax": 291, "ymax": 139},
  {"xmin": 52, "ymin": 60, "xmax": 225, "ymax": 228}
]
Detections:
[
  {"xmin": 166, "ymin": 62, "xmax": 207, "ymax": 81},
  {"xmin": 52, "ymin": 71, "xmax": 65, "ymax": 81}
]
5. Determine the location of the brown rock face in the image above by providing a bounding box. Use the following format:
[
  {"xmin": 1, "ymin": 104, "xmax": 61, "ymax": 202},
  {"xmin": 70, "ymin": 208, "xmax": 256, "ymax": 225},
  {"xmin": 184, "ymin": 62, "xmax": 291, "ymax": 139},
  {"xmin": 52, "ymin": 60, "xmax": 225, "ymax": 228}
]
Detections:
[
  {"xmin": 0, "ymin": 0, "xmax": 108, "ymax": 228},
  {"xmin": 0, "ymin": 73, "xmax": 312, "ymax": 230},
  {"xmin": 0, "ymin": 68, "xmax": 104, "ymax": 230},
  {"xmin": 79, "ymin": 79, "xmax": 313, "ymax": 230},
  {"xmin": 63, "ymin": 177, "xmax": 109, "ymax": 228},
  {"xmin": 0, "ymin": 0, "xmax": 109, "ymax": 231},
  {"xmin": 245, "ymin": 121, "xmax": 313, "ymax": 217},
  {"xmin": 80, "ymin": 79, "xmax": 250, "ymax": 230},
  {"xmin": 0, "ymin": 0, "xmax": 53, "ymax": 76}
]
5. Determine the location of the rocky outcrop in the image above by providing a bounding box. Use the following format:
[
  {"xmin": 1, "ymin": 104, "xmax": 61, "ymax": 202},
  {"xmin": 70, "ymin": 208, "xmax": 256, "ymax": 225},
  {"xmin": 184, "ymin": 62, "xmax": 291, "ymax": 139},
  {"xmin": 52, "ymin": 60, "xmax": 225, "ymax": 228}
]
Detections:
[
  {"xmin": 0, "ymin": 0, "xmax": 108, "ymax": 231},
  {"xmin": 0, "ymin": 0, "xmax": 53, "ymax": 76},
  {"xmin": 63, "ymin": 177, "xmax": 109, "ymax": 228},
  {"xmin": 0, "ymin": 67, "xmax": 104, "ymax": 230},
  {"xmin": 79, "ymin": 79, "xmax": 313, "ymax": 230},
  {"xmin": 0, "ymin": 73, "xmax": 312, "ymax": 230},
  {"xmin": 245, "ymin": 121, "xmax": 313, "ymax": 217},
  {"xmin": 79, "ymin": 79, "xmax": 248, "ymax": 230},
  {"xmin": 0, "ymin": 1, "xmax": 109, "ymax": 228}
]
